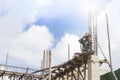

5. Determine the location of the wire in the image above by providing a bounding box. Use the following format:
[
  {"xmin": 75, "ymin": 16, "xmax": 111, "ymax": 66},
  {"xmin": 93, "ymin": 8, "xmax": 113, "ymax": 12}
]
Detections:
[{"xmin": 97, "ymin": 43, "xmax": 107, "ymax": 60}]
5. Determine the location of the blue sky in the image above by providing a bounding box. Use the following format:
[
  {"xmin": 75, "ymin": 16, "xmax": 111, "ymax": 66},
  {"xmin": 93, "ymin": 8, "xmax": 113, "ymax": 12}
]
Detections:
[
  {"xmin": 34, "ymin": 16, "xmax": 87, "ymax": 42},
  {"xmin": 1, "ymin": 0, "xmax": 120, "ymax": 70}
]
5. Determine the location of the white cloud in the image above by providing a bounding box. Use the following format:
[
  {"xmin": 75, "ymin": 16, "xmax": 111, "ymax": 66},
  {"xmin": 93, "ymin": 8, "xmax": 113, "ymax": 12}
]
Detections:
[
  {"xmin": 0, "ymin": 0, "xmax": 53, "ymax": 67},
  {"xmin": 0, "ymin": 25, "xmax": 54, "ymax": 68},
  {"xmin": 0, "ymin": 0, "xmax": 52, "ymax": 43},
  {"xmin": 11, "ymin": 25, "xmax": 54, "ymax": 50},
  {"xmin": 52, "ymin": 33, "xmax": 80, "ymax": 65},
  {"xmin": 9, "ymin": 25, "xmax": 54, "ymax": 66}
]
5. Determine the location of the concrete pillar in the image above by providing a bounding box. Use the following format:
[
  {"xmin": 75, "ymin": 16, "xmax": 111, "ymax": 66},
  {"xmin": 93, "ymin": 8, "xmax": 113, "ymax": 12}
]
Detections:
[{"xmin": 88, "ymin": 55, "xmax": 100, "ymax": 80}]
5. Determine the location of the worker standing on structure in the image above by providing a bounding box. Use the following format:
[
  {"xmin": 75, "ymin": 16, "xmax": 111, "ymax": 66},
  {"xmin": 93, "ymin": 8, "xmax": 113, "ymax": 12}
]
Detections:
[{"xmin": 79, "ymin": 32, "xmax": 92, "ymax": 53}]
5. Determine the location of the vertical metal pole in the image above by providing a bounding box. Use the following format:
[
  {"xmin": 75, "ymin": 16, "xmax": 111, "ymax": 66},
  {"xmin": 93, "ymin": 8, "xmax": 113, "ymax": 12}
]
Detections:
[
  {"xmin": 106, "ymin": 13, "xmax": 112, "ymax": 71},
  {"xmin": 88, "ymin": 11, "xmax": 93, "ymax": 51},
  {"xmin": 88, "ymin": 11, "xmax": 92, "ymax": 34},
  {"xmin": 46, "ymin": 51, "xmax": 49, "ymax": 68},
  {"xmin": 45, "ymin": 51, "xmax": 47, "ymax": 68},
  {"xmin": 41, "ymin": 60, "xmax": 43, "ymax": 69},
  {"xmin": 92, "ymin": 13, "xmax": 97, "ymax": 53},
  {"xmin": 93, "ymin": 13, "xmax": 98, "ymax": 55},
  {"xmin": 41, "ymin": 60, "xmax": 43, "ymax": 75},
  {"xmin": 106, "ymin": 13, "xmax": 118, "ymax": 80},
  {"xmin": 43, "ymin": 50, "xmax": 45, "ymax": 75},
  {"xmin": 5, "ymin": 51, "xmax": 9, "ymax": 66},
  {"xmin": 84, "ymin": 64, "xmax": 86, "ymax": 80},
  {"xmin": 93, "ymin": 14, "xmax": 95, "ymax": 52},
  {"xmin": 95, "ymin": 13, "xmax": 98, "ymax": 55},
  {"xmin": 45, "ymin": 51, "xmax": 46, "ymax": 68},
  {"xmin": 68, "ymin": 44, "xmax": 70, "ymax": 60},
  {"xmin": 49, "ymin": 50, "xmax": 52, "ymax": 80},
  {"xmin": 67, "ymin": 44, "xmax": 70, "ymax": 80}
]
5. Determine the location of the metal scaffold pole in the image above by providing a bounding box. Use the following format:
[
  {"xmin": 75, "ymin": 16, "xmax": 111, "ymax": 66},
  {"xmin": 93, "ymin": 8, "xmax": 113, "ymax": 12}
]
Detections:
[
  {"xmin": 49, "ymin": 50, "xmax": 52, "ymax": 80},
  {"xmin": 5, "ymin": 51, "xmax": 9, "ymax": 66},
  {"xmin": 106, "ymin": 13, "xmax": 118, "ymax": 80},
  {"xmin": 68, "ymin": 44, "xmax": 70, "ymax": 61}
]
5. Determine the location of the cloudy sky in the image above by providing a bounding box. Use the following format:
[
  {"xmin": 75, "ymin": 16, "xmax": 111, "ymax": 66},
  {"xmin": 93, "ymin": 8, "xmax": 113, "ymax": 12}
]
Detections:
[{"xmin": 0, "ymin": 0, "xmax": 120, "ymax": 70}]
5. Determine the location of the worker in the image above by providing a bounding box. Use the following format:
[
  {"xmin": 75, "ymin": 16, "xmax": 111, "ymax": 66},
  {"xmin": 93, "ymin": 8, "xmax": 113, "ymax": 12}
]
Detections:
[{"xmin": 79, "ymin": 32, "xmax": 92, "ymax": 52}]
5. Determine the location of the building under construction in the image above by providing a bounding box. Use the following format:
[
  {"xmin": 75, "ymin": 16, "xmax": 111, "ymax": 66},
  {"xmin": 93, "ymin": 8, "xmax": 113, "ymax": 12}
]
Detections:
[{"xmin": 0, "ymin": 13, "xmax": 119, "ymax": 80}]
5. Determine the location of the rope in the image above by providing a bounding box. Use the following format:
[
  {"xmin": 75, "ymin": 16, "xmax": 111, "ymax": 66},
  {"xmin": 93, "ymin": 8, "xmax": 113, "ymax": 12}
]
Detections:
[{"xmin": 97, "ymin": 43, "xmax": 107, "ymax": 60}]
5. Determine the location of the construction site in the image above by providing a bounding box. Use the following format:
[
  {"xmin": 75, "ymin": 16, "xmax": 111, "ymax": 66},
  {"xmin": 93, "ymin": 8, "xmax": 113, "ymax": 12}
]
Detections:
[{"xmin": 0, "ymin": 12, "xmax": 120, "ymax": 80}]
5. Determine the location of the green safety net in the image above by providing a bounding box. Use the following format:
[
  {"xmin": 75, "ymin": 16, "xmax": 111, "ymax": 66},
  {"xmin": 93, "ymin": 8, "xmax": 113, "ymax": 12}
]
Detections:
[{"xmin": 100, "ymin": 69, "xmax": 120, "ymax": 80}]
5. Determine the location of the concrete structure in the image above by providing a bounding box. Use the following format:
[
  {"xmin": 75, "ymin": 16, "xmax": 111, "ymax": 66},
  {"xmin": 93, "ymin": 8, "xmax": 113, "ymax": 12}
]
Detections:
[{"xmin": 88, "ymin": 55, "xmax": 100, "ymax": 80}]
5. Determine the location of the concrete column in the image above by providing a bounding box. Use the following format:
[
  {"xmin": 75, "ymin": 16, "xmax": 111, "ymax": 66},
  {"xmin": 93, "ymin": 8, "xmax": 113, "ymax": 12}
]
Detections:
[{"xmin": 88, "ymin": 55, "xmax": 100, "ymax": 80}]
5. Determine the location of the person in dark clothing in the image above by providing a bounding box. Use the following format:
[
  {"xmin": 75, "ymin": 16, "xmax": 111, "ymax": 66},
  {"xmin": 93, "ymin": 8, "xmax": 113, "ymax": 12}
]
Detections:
[{"xmin": 79, "ymin": 33, "xmax": 92, "ymax": 52}]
